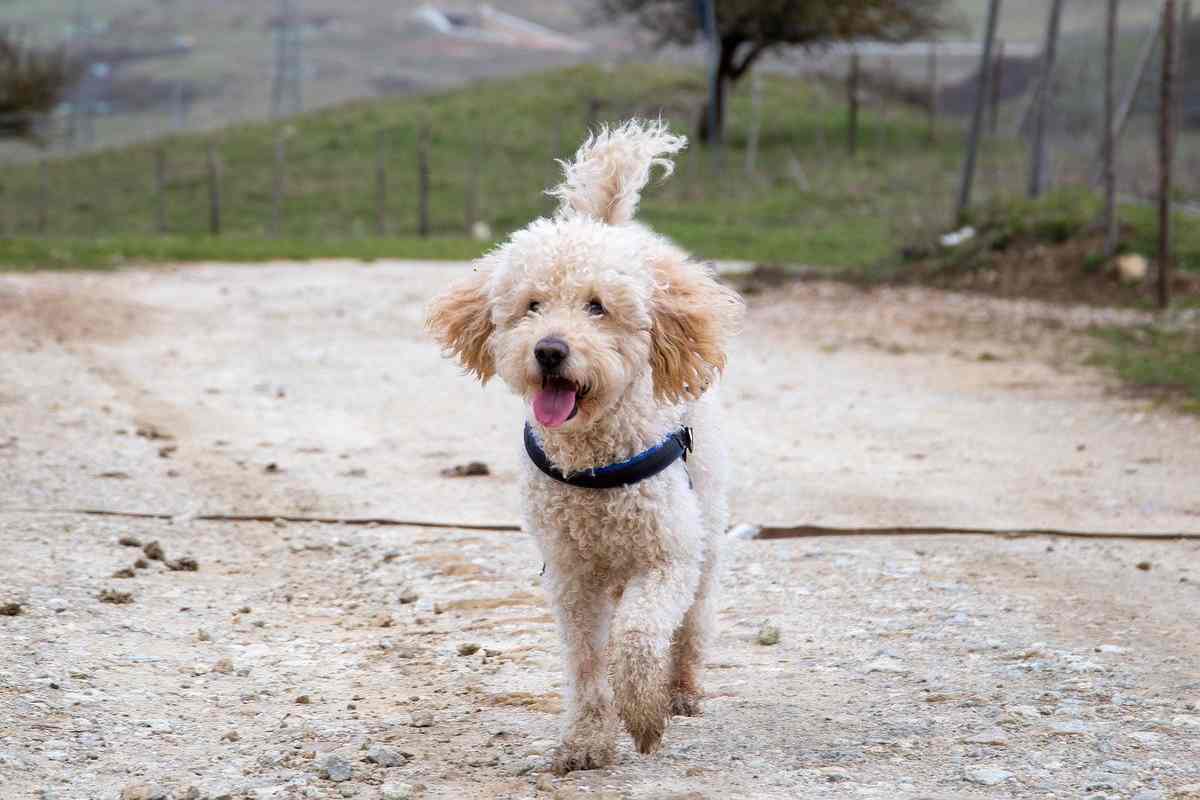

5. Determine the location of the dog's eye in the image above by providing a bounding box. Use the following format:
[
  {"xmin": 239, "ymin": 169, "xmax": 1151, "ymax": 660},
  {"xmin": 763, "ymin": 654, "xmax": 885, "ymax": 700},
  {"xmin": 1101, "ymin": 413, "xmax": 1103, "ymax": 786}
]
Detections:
[
  {"xmin": 587, "ymin": 299, "xmax": 605, "ymax": 316},
  {"xmin": 527, "ymin": 300, "xmax": 540, "ymax": 314}
]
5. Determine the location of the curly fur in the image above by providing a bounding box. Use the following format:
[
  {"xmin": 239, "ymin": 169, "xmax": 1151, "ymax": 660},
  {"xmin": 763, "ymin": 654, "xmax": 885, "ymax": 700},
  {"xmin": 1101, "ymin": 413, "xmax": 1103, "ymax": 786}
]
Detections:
[{"xmin": 426, "ymin": 119, "xmax": 742, "ymax": 774}]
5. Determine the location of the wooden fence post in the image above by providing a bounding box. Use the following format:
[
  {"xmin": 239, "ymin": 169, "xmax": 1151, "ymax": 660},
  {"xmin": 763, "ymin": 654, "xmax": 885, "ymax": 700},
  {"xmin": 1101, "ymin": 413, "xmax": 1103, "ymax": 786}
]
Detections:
[
  {"xmin": 465, "ymin": 130, "xmax": 482, "ymax": 236},
  {"xmin": 375, "ymin": 129, "xmax": 388, "ymax": 237},
  {"xmin": 154, "ymin": 148, "xmax": 167, "ymax": 234},
  {"xmin": 272, "ymin": 130, "xmax": 286, "ymax": 237},
  {"xmin": 1029, "ymin": 0, "xmax": 1064, "ymax": 198},
  {"xmin": 955, "ymin": 0, "xmax": 1002, "ymax": 225},
  {"xmin": 745, "ymin": 69, "xmax": 762, "ymax": 177},
  {"xmin": 989, "ymin": 39, "xmax": 1006, "ymax": 135},
  {"xmin": 206, "ymin": 143, "xmax": 221, "ymax": 236},
  {"xmin": 927, "ymin": 42, "xmax": 939, "ymax": 144},
  {"xmin": 847, "ymin": 49, "xmax": 860, "ymax": 156},
  {"xmin": 1158, "ymin": 0, "xmax": 1179, "ymax": 310},
  {"xmin": 37, "ymin": 160, "xmax": 49, "ymax": 235},
  {"xmin": 1103, "ymin": 0, "xmax": 1119, "ymax": 258},
  {"xmin": 417, "ymin": 125, "xmax": 430, "ymax": 238}
]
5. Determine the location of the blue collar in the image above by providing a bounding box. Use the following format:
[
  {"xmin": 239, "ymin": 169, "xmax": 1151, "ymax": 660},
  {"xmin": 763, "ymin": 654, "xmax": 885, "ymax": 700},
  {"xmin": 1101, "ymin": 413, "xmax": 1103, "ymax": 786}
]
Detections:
[{"xmin": 524, "ymin": 423, "xmax": 693, "ymax": 489}]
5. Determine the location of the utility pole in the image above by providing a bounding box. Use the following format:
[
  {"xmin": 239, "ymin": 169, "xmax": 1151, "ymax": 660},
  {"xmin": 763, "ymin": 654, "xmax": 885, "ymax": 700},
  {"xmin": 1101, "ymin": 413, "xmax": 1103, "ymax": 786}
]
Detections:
[
  {"xmin": 271, "ymin": 0, "xmax": 303, "ymax": 119},
  {"xmin": 955, "ymin": 0, "xmax": 1002, "ymax": 225},
  {"xmin": 1028, "ymin": 0, "xmax": 1064, "ymax": 198}
]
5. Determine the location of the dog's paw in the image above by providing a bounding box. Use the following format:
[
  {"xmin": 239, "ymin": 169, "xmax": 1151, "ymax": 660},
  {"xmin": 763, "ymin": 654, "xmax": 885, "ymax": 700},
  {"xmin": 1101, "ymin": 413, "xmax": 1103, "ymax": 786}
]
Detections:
[
  {"xmin": 630, "ymin": 718, "xmax": 666, "ymax": 754},
  {"xmin": 670, "ymin": 689, "xmax": 703, "ymax": 717},
  {"xmin": 551, "ymin": 739, "xmax": 616, "ymax": 775}
]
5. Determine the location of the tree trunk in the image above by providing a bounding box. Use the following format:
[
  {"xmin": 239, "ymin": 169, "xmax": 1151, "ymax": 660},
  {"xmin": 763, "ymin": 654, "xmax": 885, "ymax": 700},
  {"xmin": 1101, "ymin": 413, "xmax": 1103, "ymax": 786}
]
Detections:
[{"xmin": 697, "ymin": 42, "xmax": 737, "ymax": 145}]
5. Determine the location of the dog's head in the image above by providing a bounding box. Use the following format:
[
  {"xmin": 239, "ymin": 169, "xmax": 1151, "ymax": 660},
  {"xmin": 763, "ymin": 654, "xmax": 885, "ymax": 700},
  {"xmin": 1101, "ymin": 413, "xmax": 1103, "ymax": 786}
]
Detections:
[{"xmin": 426, "ymin": 120, "xmax": 742, "ymax": 431}]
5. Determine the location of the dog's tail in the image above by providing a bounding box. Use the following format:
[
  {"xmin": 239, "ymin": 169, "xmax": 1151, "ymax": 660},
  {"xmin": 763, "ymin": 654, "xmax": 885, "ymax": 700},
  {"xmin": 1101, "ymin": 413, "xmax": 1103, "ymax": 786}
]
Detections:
[{"xmin": 547, "ymin": 118, "xmax": 686, "ymax": 225}]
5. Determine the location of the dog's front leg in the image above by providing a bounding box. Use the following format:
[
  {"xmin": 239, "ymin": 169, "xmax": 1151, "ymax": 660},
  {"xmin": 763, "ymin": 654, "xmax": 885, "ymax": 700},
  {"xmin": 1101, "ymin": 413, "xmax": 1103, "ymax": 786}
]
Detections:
[
  {"xmin": 611, "ymin": 558, "xmax": 702, "ymax": 754},
  {"xmin": 545, "ymin": 571, "xmax": 618, "ymax": 775}
]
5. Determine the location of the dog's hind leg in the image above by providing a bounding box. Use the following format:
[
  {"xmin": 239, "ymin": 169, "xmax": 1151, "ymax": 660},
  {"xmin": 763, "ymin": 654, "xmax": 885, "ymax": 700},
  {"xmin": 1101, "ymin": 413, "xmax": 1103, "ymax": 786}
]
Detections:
[
  {"xmin": 669, "ymin": 545, "xmax": 717, "ymax": 717},
  {"xmin": 611, "ymin": 558, "xmax": 702, "ymax": 753},
  {"xmin": 546, "ymin": 573, "xmax": 618, "ymax": 775}
]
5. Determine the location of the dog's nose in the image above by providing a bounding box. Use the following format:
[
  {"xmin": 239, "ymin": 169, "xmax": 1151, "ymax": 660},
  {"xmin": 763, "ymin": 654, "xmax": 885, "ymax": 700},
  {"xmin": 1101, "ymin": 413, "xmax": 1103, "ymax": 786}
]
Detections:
[{"xmin": 534, "ymin": 337, "xmax": 569, "ymax": 373}]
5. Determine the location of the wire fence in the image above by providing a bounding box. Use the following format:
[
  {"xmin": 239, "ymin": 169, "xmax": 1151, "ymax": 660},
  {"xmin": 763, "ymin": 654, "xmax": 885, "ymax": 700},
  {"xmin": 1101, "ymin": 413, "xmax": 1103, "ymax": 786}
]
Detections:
[{"xmin": 0, "ymin": 0, "xmax": 1196, "ymax": 242}]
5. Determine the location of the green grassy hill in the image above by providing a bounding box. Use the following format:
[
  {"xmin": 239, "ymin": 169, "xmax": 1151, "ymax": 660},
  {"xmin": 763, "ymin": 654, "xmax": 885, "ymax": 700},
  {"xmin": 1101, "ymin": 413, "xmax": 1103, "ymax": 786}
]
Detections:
[
  {"xmin": 0, "ymin": 64, "xmax": 968, "ymax": 269},
  {"xmin": 0, "ymin": 63, "xmax": 1195, "ymax": 277}
]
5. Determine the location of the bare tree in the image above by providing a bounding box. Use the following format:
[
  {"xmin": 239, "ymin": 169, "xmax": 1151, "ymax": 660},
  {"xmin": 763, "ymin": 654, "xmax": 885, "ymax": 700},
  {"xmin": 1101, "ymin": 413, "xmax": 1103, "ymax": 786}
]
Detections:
[
  {"xmin": 0, "ymin": 29, "xmax": 81, "ymax": 142},
  {"xmin": 599, "ymin": 0, "xmax": 950, "ymax": 144}
]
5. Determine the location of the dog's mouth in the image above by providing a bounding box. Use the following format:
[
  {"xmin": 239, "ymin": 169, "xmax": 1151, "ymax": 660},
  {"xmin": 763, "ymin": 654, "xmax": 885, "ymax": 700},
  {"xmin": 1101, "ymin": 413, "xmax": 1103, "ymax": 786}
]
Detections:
[{"xmin": 533, "ymin": 377, "xmax": 587, "ymax": 428}]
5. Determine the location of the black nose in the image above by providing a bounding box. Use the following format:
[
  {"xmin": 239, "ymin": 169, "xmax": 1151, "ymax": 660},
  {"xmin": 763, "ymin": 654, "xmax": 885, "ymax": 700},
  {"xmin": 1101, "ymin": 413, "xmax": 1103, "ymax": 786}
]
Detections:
[{"xmin": 534, "ymin": 337, "xmax": 569, "ymax": 373}]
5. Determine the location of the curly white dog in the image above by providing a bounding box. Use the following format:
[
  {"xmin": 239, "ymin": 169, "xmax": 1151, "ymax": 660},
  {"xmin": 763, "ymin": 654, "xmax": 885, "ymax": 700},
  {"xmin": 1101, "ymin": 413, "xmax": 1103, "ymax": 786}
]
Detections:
[{"xmin": 427, "ymin": 119, "xmax": 742, "ymax": 774}]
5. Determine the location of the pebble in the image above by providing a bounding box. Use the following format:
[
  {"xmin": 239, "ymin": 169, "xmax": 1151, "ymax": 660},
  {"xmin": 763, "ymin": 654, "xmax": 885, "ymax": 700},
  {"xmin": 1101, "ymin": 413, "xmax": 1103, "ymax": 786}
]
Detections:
[
  {"xmin": 211, "ymin": 657, "xmax": 234, "ymax": 674},
  {"xmin": 964, "ymin": 767, "xmax": 1012, "ymax": 786},
  {"xmin": 1131, "ymin": 791, "xmax": 1165, "ymax": 800},
  {"xmin": 1048, "ymin": 720, "xmax": 1089, "ymax": 735},
  {"xmin": 963, "ymin": 727, "xmax": 1009, "ymax": 746},
  {"xmin": 398, "ymin": 589, "xmax": 419, "ymax": 605},
  {"xmin": 756, "ymin": 621, "xmax": 780, "ymax": 646},
  {"xmin": 143, "ymin": 541, "xmax": 165, "ymax": 561},
  {"xmin": 456, "ymin": 642, "xmax": 481, "ymax": 656},
  {"xmin": 338, "ymin": 785, "xmax": 357, "ymax": 798},
  {"xmin": 864, "ymin": 656, "xmax": 909, "ymax": 674},
  {"xmin": 47, "ymin": 598, "xmax": 68, "ymax": 613},
  {"xmin": 366, "ymin": 745, "xmax": 406, "ymax": 767},
  {"xmin": 508, "ymin": 755, "xmax": 540, "ymax": 775},
  {"xmin": 408, "ymin": 711, "xmax": 434, "ymax": 728},
  {"xmin": 381, "ymin": 783, "xmax": 412, "ymax": 800},
  {"xmin": 1097, "ymin": 644, "xmax": 1126, "ymax": 654},
  {"xmin": 120, "ymin": 785, "xmax": 168, "ymax": 800},
  {"xmin": 0, "ymin": 601, "xmax": 22, "ymax": 616},
  {"xmin": 320, "ymin": 753, "xmax": 352, "ymax": 782}
]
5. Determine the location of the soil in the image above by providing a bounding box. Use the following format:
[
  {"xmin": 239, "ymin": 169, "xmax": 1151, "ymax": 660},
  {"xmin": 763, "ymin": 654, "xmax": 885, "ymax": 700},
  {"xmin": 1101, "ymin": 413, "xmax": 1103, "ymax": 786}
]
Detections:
[{"xmin": 1, "ymin": 262, "xmax": 1198, "ymax": 800}]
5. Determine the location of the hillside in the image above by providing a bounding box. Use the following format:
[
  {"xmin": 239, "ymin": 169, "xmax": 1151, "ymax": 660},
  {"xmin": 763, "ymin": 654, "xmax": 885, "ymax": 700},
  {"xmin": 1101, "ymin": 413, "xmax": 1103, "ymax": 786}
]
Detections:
[{"xmin": 0, "ymin": 64, "xmax": 970, "ymax": 268}]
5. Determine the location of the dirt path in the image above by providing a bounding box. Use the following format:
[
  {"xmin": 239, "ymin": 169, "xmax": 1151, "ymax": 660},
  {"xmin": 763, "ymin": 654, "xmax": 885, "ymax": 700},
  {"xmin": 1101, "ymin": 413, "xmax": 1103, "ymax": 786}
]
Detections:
[{"xmin": 1, "ymin": 262, "xmax": 1198, "ymax": 800}]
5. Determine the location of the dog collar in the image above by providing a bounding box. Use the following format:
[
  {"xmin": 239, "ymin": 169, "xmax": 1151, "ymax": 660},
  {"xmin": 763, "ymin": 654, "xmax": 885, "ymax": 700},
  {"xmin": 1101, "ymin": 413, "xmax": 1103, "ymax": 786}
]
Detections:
[{"xmin": 523, "ymin": 423, "xmax": 693, "ymax": 489}]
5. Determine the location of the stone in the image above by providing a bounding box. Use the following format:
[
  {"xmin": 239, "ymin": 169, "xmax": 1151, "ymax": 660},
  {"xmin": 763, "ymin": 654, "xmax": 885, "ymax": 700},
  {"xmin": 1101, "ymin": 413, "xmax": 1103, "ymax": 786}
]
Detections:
[
  {"xmin": 120, "ymin": 785, "xmax": 168, "ymax": 800},
  {"xmin": 408, "ymin": 711, "xmax": 434, "ymax": 728},
  {"xmin": 456, "ymin": 642, "xmax": 480, "ymax": 656},
  {"xmin": 320, "ymin": 753, "xmax": 352, "ymax": 782},
  {"xmin": 211, "ymin": 657, "xmax": 234, "ymax": 674},
  {"xmin": 366, "ymin": 746, "xmax": 406, "ymax": 767},
  {"xmin": 143, "ymin": 541, "xmax": 165, "ymax": 561},
  {"xmin": 963, "ymin": 727, "xmax": 1009, "ymax": 746},
  {"xmin": 381, "ymin": 783, "xmax": 413, "ymax": 800},
  {"xmin": 1048, "ymin": 720, "xmax": 1089, "ymax": 735},
  {"xmin": 398, "ymin": 589, "xmax": 419, "ymax": 605},
  {"xmin": 1097, "ymin": 644, "xmax": 1126, "ymax": 654},
  {"xmin": 864, "ymin": 656, "xmax": 909, "ymax": 674},
  {"xmin": 0, "ymin": 601, "xmax": 21, "ymax": 616},
  {"xmin": 756, "ymin": 621, "xmax": 780, "ymax": 646},
  {"xmin": 1115, "ymin": 254, "xmax": 1148, "ymax": 284},
  {"xmin": 98, "ymin": 589, "xmax": 134, "ymax": 605},
  {"xmin": 1131, "ymin": 792, "xmax": 1164, "ymax": 800},
  {"xmin": 47, "ymin": 598, "xmax": 68, "ymax": 613},
  {"xmin": 964, "ymin": 767, "xmax": 1012, "ymax": 786}
]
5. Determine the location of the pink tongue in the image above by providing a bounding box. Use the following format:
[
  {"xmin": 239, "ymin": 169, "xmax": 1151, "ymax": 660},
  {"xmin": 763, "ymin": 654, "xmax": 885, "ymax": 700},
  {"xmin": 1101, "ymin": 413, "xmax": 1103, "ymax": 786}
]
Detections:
[{"xmin": 533, "ymin": 386, "xmax": 577, "ymax": 427}]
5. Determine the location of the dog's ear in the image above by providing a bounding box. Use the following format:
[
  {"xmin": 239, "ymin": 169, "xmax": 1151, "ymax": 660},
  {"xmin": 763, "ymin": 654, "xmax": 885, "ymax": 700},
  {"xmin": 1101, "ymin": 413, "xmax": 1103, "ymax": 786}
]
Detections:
[
  {"xmin": 425, "ymin": 269, "xmax": 495, "ymax": 382},
  {"xmin": 548, "ymin": 119, "xmax": 686, "ymax": 225},
  {"xmin": 648, "ymin": 255, "xmax": 743, "ymax": 403}
]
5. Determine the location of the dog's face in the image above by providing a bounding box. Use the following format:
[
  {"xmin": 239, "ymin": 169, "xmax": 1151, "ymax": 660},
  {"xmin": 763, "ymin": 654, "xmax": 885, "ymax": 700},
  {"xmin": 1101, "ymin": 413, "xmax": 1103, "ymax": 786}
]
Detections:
[{"xmin": 427, "ymin": 217, "xmax": 741, "ymax": 431}]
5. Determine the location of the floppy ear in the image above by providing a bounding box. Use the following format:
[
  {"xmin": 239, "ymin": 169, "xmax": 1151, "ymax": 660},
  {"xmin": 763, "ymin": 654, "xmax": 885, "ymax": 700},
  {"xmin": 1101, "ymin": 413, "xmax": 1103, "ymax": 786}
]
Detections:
[
  {"xmin": 425, "ymin": 269, "xmax": 495, "ymax": 382},
  {"xmin": 649, "ymin": 255, "xmax": 743, "ymax": 403}
]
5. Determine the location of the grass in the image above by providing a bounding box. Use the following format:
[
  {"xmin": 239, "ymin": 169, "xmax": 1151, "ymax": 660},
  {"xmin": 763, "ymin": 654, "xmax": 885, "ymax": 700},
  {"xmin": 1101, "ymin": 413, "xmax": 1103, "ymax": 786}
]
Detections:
[
  {"xmin": 0, "ymin": 63, "xmax": 969, "ymax": 271},
  {"xmin": 1088, "ymin": 326, "xmax": 1200, "ymax": 414}
]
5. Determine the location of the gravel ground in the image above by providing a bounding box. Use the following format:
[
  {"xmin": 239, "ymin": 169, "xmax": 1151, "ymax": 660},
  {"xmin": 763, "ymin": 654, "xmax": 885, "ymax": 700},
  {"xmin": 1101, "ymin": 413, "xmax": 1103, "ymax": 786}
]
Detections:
[{"xmin": 1, "ymin": 262, "xmax": 1198, "ymax": 800}]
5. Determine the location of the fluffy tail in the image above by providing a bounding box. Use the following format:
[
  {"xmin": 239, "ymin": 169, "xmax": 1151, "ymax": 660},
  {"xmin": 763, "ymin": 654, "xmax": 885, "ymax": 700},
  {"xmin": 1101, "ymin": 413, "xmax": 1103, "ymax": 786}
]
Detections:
[{"xmin": 547, "ymin": 119, "xmax": 686, "ymax": 225}]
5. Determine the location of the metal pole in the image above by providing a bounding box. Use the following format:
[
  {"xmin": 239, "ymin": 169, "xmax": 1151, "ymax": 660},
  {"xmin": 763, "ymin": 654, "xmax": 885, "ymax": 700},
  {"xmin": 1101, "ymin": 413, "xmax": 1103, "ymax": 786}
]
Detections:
[
  {"xmin": 1158, "ymin": 0, "xmax": 1179, "ymax": 310},
  {"xmin": 955, "ymin": 0, "xmax": 1002, "ymax": 225},
  {"xmin": 1029, "ymin": 0, "xmax": 1064, "ymax": 198},
  {"xmin": 1103, "ymin": 0, "xmax": 1119, "ymax": 258},
  {"xmin": 927, "ymin": 42, "xmax": 939, "ymax": 144},
  {"xmin": 703, "ymin": 0, "xmax": 722, "ymax": 169}
]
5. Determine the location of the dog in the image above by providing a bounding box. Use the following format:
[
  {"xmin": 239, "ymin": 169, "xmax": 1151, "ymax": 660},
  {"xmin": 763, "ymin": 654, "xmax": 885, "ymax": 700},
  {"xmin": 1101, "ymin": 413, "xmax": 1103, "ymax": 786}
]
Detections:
[{"xmin": 426, "ymin": 119, "xmax": 742, "ymax": 774}]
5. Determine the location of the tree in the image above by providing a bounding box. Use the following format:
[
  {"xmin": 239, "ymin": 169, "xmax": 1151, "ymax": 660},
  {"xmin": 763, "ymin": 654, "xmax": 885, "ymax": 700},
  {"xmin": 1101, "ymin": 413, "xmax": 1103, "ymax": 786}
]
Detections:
[
  {"xmin": 0, "ymin": 29, "xmax": 81, "ymax": 143},
  {"xmin": 600, "ymin": 0, "xmax": 950, "ymax": 143}
]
